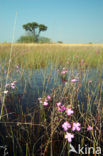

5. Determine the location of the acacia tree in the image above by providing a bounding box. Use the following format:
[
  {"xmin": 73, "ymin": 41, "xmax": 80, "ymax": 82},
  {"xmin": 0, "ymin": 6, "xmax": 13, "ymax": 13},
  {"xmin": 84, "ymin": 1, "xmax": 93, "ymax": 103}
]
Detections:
[
  {"xmin": 22, "ymin": 22, "xmax": 48, "ymax": 42},
  {"xmin": 38, "ymin": 24, "xmax": 47, "ymax": 35}
]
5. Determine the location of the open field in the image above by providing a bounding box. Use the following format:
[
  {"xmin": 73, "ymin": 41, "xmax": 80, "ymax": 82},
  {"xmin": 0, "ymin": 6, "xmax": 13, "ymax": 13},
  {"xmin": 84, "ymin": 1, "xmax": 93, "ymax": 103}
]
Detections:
[
  {"xmin": 1, "ymin": 43, "xmax": 103, "ymax": 46},
  {"xmin": 0, "ymin": 43, "xmax": 103, "ymax": 155}
]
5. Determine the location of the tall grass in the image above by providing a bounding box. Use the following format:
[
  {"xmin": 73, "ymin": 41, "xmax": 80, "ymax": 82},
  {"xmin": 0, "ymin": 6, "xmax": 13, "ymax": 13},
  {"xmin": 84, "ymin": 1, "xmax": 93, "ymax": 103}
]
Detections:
[{"xmin": 0, "ymin": 43, "xmax": 103, "ymax": 69}]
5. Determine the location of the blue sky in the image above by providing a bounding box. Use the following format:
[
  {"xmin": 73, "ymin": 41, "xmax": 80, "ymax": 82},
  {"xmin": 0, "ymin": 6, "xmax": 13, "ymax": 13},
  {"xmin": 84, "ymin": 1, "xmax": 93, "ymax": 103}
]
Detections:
[{"xmin": 0, "ymin": 0, "xmax": 103, "ymax": 43}]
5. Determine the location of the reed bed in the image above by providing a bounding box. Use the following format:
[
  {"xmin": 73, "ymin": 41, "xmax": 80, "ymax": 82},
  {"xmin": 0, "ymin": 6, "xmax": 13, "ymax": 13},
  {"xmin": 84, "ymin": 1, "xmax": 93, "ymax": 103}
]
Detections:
[{"xmin": 0, "ymin": 43, "xmax": 103, "ymax": 155}]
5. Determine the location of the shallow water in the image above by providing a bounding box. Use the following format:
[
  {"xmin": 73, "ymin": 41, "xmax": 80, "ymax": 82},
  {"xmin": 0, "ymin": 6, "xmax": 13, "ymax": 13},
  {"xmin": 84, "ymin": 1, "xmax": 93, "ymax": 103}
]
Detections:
[{"xmin": 3, "ymin": 65, "xmax": 103, "ymax": 112}]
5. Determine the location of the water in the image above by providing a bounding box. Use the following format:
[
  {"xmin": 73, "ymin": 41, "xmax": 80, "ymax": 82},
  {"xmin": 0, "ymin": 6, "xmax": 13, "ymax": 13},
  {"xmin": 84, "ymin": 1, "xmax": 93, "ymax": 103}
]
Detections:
[{"xmin": 3, "ymin": 65, "xmax": 103, "ymax": 113}]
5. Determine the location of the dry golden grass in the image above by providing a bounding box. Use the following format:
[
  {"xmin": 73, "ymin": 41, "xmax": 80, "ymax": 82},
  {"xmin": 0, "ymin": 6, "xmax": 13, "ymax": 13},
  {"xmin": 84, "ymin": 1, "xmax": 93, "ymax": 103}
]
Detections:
[
  {"xmin": 0, "ymin": 42, "xmax": 103, "ymax": 69},
  {"xmin": 0, "ymin": 43, "xmax": 103, "ymax": 47}
]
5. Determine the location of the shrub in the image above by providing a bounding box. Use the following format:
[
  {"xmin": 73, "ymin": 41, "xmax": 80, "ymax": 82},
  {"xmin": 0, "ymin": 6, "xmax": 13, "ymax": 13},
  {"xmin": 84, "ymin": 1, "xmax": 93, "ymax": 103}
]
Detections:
[
  {"xmin": 38, "ymin": 37, "xmax": 52, "ymax": 43},
  {"xmin": 57, "ymin": 41, "xmax": 63, "ymax": 43},
  {"xmin": 17, "ymin": 35, "xmax": 36, "ymax": 43}
]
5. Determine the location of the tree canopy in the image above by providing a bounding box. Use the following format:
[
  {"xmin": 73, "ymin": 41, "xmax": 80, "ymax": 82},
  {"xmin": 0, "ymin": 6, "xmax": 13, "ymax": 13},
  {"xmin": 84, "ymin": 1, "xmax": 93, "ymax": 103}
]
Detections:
[{"xmin": 22, "ymin": 22, "xmax": 48, "ymax": 42}]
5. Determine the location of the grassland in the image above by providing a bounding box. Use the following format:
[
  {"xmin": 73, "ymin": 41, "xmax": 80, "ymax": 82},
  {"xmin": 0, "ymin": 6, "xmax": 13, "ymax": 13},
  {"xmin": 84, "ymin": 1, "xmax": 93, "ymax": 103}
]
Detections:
[
  {"xmin": 0, "ymin": 43, "xmax": 103, "ymax": 155},
  {"xmin": 0, "ymin": 43, "xmax": 103, "ymax": 69}
]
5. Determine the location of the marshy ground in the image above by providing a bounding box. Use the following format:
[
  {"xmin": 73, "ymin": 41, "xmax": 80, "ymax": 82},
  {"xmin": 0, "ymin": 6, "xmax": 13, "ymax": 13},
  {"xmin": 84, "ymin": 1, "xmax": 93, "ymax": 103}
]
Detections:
[{"xmin": 0, "ymin": 43, "xmax": 103, "ymax": 155}]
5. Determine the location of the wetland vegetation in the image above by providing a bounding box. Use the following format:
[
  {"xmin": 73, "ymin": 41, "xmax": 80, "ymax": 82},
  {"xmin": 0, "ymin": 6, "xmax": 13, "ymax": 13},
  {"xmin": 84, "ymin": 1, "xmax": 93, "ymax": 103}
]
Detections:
[{"xmin": 0, "ymin": 43, "xmax": 103, "ymax": 155}]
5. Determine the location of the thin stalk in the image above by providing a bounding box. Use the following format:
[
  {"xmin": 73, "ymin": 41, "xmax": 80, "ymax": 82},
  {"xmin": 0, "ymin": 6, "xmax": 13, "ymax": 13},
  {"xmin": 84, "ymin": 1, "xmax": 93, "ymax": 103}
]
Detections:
[{"xmin": 0, "ymin": 12, "xmax": 18, "ymax": 119}]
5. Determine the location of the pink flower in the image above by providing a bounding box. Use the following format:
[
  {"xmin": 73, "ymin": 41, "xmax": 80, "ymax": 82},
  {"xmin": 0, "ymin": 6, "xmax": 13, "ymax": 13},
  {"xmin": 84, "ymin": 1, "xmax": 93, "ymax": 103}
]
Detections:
[
  {"xmin": 57, "ymin": 107, "xmax": 62, "ymax": 112},
  {"xmin": 65, "ymin": 132, "xmax": 74, "ymax": 142},
  {"xmin": 56, "ymin": 102, "xmax": 62, "ymax": 107},
  {"xmin": 61, "ymin": 71, "xmax": 66, "ymax": 75},
  {"xmin": 66, "ymin": 108, "xmax": 74, "ymax": 116},
  {"xmin": 61, "ymin": 105, "xmax": 66, "ymax": 111},
  {"xmin": 5, "ymin": 83, "xmax": 9, "ymax": 87},
  {"xmin": 16, "ymin": 65, "xmax": 19, "ymax": 69},
  {"xmin": 11, "ymin": 83, "xmax": 15, "ymax": 86},
  {"xmin": 13, "ymin": 81, "xmax": 17, "ymax": 84},
  {"xmin": 47, "ymin": 95, "xmax": 51, "ymax": 101},
  {"xmin": 71, "ymin": 78, "xmax": 79, "ymax": 82},
  {"xmin": 87, "ymin": 126, "xmax": 93, "ymax": 131},
  {"xmin": 57, "ymin": 105, "xmax": 66, "ymax": 112},
  {"xmin": 61, "ymin": 68, "xmax": 68, "ymax": 75},
  {"xmin": 62, "ymin": 121, "xmax": 71, "ymax": 131},
  {"xmin": 11, "ymin": 82, "xmax": 16, "ymax": 89},
  {"xmin": 11, "ymin": 85, "xmax": 15, "ymax": 89},
  {"xmin": 43, "ymin": 101, "xmax": 48, "ymax": 106},
  {"xmin": 72, "ymin": 122, "xmax": 81, "ymax": 131}
]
